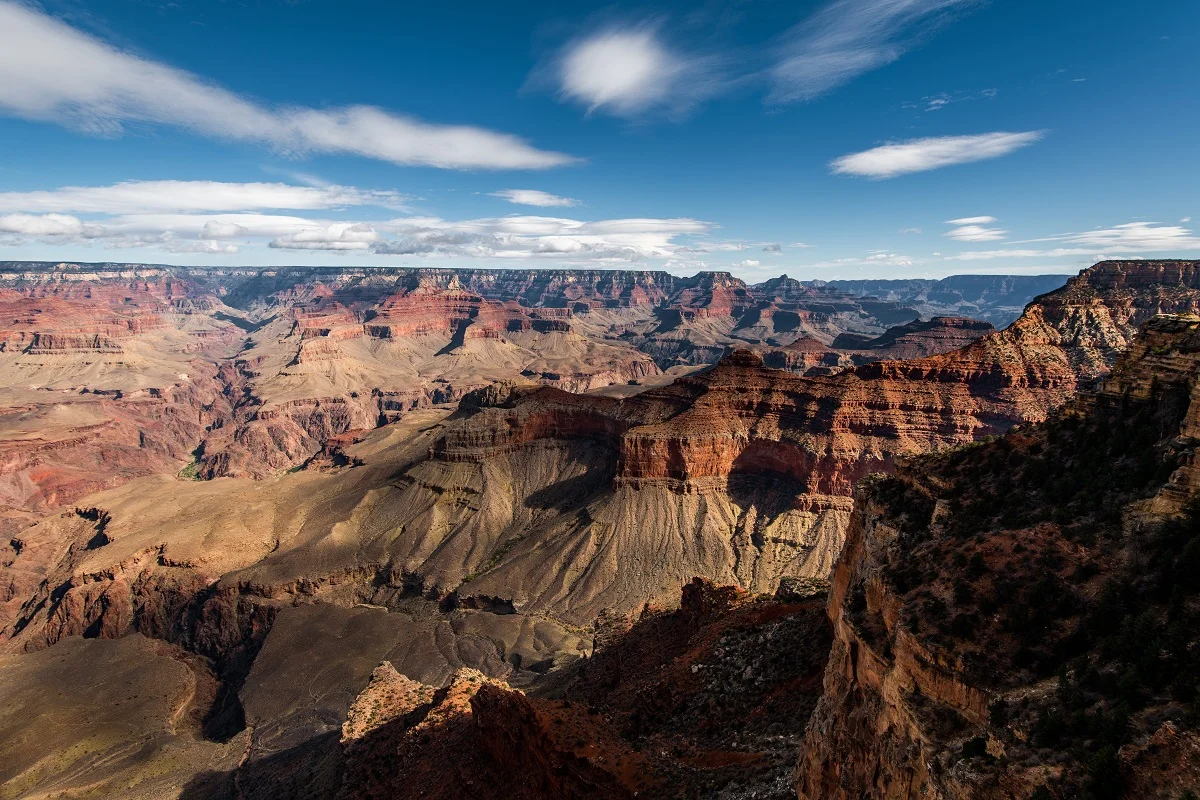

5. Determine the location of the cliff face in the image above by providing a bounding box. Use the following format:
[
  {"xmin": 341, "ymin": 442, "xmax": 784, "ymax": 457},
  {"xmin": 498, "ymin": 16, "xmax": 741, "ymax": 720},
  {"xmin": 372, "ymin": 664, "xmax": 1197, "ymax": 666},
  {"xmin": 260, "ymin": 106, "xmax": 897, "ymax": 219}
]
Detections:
[
  {"xmin": 797, "ymin": 313, "xmax": 1200, "ymax": 800},
  {"xmin": 0, "ymin": 277, "xmax": 243, "ymax": 533},
  {"xmin": 0, "ymin": 263, "xmax": 1033, "ymax": 494},
  {"xmin": 317, "ymin": 260, "xmax": 1200, "ymax": 625},
  {"xmin": 6, "ymin": 260, "xmax": 1198, "ymax": 639}
]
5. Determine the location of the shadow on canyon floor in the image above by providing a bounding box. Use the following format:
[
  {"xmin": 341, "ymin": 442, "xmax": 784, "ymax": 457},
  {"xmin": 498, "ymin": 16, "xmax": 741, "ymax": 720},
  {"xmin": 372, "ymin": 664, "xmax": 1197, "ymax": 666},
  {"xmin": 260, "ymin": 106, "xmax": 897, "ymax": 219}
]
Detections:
[{"xmin": 181, "ymin": 582, "xmax": 833, "ymax": 800}]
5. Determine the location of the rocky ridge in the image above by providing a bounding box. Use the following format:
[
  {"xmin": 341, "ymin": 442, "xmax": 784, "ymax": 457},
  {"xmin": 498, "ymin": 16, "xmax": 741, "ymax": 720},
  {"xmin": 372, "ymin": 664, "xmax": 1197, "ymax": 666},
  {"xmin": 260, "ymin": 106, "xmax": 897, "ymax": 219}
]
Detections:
[{"xmin": 797, "ymin": 312, "xmax": 1200, "ymax": 799}]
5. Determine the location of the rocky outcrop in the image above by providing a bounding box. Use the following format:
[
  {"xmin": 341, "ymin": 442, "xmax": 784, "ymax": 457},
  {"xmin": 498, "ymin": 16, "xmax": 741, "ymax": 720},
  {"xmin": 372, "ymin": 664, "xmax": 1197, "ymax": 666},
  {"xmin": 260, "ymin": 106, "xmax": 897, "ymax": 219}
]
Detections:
[
  {"xmin": 844, "ymin": 316, "xmax": 996, "ymax": 360},
  {"xmin": 797, "ymin": 313, "xmax": 1200, "ymax": 800},
  {"xmin": 341, "ymin": 661, "xmax": 434, "ymax": 743},
  {"xmin": 329, "ymin": 580, "xmax": 831, "ymax": 800}
]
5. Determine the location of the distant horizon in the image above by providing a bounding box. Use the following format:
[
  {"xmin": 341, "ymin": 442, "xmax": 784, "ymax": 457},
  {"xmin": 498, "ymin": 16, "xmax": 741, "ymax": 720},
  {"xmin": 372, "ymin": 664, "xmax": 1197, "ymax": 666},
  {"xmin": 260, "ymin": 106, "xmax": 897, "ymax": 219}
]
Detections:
[{"xmin": 0, "ymin": 256, "xmax": 1090, "ymax": 284}]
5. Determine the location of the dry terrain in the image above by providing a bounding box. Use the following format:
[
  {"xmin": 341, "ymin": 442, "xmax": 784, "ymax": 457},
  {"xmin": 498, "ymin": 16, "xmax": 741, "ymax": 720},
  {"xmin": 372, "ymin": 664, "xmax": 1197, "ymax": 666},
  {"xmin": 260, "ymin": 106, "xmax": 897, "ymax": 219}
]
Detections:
[{"xmin": 6, "ymin": 260, "xmax": 1200, "ymax": 798}]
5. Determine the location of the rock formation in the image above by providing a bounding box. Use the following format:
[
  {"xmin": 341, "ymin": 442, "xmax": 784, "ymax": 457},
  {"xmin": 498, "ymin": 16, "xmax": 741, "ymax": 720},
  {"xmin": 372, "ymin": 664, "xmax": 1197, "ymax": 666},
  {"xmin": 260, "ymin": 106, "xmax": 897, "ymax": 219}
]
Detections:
[
  {"xmin": 797, "ymin": 312, "xmax": 1200, "ymax": 799},
  {"xmin": 830, "ymin": 273, "xmax": 1073, "ymax": 326},
  {"xmin": 326, "ymin": 579, "xmax": 832, "ymax": 800},
  {"xmin": 1, "ymin": 259, "xmax": 1198, "ymax": 799}
]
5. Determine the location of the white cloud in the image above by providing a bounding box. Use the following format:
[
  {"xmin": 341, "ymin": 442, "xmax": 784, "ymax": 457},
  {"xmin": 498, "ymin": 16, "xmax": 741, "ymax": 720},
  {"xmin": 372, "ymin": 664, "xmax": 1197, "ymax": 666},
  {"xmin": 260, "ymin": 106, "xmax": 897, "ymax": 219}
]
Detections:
[
  {"xmin": 161, "ymin": 237, "xmax": 239, "ymax": 254},
  {"xmin": 831, "ymin": 131, "xmax": 1044, "ymax": 178},
  {"xmin": 0, "ymin": 212, "xmax": 243, "ymax": 253},
  {"xmin": 734, "ymin": 259, "xmax": 761, "ymax": 268},
  {"xmin": 202, "ymin": 220, "xmax": 249, "ymax": 239},
  {"xmin": 554, "ymin": 26, "xmax": 717, "ymax": 117},
  {"xmin": 771, "ymin": 0, "xmax": 979, "ymax": 103},
  {"xmin": 488, "ymin": 189, "xmax": 579, "ymax": 207},
  {"xmin": 269, "ymin": 222, "xmax": 380, "ymax": 252},
  {"xmin": 949, "ymin": 221, "xmax": 1200, "ymax": 260},
  {"xmin": 0, "ymin": 177, "xmax": 714, "ymax": 264},
  {"xmin": 372, "ymin": 214, "xmax": 711, "ymax": 261},
  {"xmin": 0, "ymin": 180, "xmax": 406, "ymax": 214},
  {"xmin": 944, "ymin": 225, "xmax": 1005, "ymax": 242},
  {"xmin": 944, "ymin": 217, "xmax": 1005, "ymax": 242},
  {"xmin": 762, "ymin": 243, "xmax": 782, "ymax": 252},
  {"xmin": 946, "ymin": 215, "xmax": 996, "ymax": 225},
  {"xmin": 899, "ymin": 227, "xmax": 923, "ymax": 234},
  {"xmin": 0, "ymin": 212, "xmax": 99, "ymax": 237},
  {"xmin": 0, "ymin": 3, "xmax": 573, "ymax": 170},
  {"xmin": 1047, "ymin": 221, "xmax": 1200, "ymax": 251},
  {"xmin": 109, "ymin": 213, "xmax": 338, "ymax": 240},
  {"xmin": 1183, "ymin": 217, "xmax": 1192, "ymax": 223}
]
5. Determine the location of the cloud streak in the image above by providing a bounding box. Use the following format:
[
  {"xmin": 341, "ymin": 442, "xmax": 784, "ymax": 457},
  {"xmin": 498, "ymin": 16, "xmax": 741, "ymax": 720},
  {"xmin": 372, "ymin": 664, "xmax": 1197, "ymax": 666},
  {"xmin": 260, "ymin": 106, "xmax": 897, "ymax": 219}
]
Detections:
[
  {"xmin": 0, "ymin": 180, "xmax": 406, "ymax": 214},
  {"xmin": 831, "ymin": 131, "xmax": 1044, "ymax": 178},
  {"xmin": 0, "ymin": 206, "xmax": 713, "ymax": 264},
  {"xmin": 488, "ymin": 189, "xmax": 580, "ymax": 207},
  {"xmin": 771, "ymin": 0, "xmax": 980, "ymax": 103},
  {"xmin": 944, "ymin": 216, "xmax": 1005, "ymax": 242},
  {"xmin": 949, "ymin": 222, "xmax": 1200, "ymax": 260},
  {"xmin": 369, "ymin": 215, "xmax": 711, "ymax": 260},
  {"xmin": 0, "ymin": 2, "xmax": 573, "ymax": 170}
]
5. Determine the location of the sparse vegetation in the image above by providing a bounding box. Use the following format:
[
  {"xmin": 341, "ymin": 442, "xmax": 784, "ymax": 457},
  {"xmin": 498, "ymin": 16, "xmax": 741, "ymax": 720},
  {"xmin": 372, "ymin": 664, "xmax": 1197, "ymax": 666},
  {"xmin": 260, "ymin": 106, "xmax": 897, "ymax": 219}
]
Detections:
[
  {"xmin": 879, "ymin": 379, "xmax": 1200, "ymax": 798},
  {"xmin": 178, "ymin": 459, "xmax": 203, "ymax": 480}
]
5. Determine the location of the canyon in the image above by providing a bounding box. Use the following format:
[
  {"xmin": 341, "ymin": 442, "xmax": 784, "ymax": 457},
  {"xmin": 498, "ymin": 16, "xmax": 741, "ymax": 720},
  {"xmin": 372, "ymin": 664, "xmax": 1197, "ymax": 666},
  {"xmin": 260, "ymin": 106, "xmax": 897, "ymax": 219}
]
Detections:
[{"xmin": 3, "ymin": 260, "xmax": 1200, "ymax": 799}]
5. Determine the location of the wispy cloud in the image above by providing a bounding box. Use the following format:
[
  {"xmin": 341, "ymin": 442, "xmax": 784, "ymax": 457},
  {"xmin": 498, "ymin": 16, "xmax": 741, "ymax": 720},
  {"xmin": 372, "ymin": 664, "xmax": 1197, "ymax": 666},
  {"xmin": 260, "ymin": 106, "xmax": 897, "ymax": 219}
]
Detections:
[
  {"xmin": 948, "ymin": 221, "xmax": 1200, "ymax": 260},
  {"xmin": 771, "ymin": 0, "xmax": 981, "ymax": 103},
  {"xmin": 552, "ymin": 25, "xmax": 720, "ymax": 118},
  {"xmin": 370, "ymin": 215, "xmax": 711, "ymax": 260},
  {"xmin": 831, "ymin": 131, "xmax": 1045, "ymax": 178},
  {"xmin": 1039, "ymin": 221, "xmax": 1200, "ymax": 252},
  {"xmin": 0, "ymin": 2, "xmax": 573, "ymax": 170},
  {"xmin": 948, "ymin": 248, "xmax": 1099, "ymax": 261},
  {"xmin": 800, "ymin": 251, "xmax": 916, "ymax": 269},
  {"xmin": 488, "ymin": 189, "xmax": 579, "ymax": 208},
  {"xmin": 0, "ymin": 180, "xmax": 406, "ymax": 214},
  {"xmin": 944, "ymin": 226, "xmax": 1006, "ymax": 241},
  {"xmin": 0, "ymin": 204, "xmax": 713, "ymax": 263},
  {"xmin": 542, "ymin": 1, "xmax": 982, "ymax": 119},
  {"xmin": 944, "ymin": 216, "xmax": 1005, "ymax": 241},
  {"xmin": 908, "ymin": 87, "xmax": 997, "ymax": 112}
]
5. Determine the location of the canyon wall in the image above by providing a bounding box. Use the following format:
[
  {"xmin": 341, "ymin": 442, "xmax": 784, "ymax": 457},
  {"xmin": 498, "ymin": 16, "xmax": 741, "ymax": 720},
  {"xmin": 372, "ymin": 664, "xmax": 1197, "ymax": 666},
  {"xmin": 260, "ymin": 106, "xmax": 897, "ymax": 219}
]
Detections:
[
  {"xmin": 798, "ymin": 312, "xmax": 1200, "ymax": 799},
  {"xmin": 2, "ymin": 260, "xmax": 1199, "ymax": 798}
]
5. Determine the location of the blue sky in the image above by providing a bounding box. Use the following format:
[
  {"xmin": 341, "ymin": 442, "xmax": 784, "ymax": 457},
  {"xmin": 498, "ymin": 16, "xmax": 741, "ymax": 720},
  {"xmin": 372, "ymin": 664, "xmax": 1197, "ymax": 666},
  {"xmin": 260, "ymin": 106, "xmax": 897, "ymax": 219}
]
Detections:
[{"xmin": 0, "ymin": 0, "xmax": 1196, "ymax": 280}]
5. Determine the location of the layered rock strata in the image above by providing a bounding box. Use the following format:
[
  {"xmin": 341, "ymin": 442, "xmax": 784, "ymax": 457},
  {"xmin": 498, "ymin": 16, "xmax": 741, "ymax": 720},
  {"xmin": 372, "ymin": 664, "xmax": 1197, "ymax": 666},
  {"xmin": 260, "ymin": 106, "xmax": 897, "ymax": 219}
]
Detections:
[{"xmin": 797, "ymin": 313, "xmax": 1200, "ymax": 799}]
